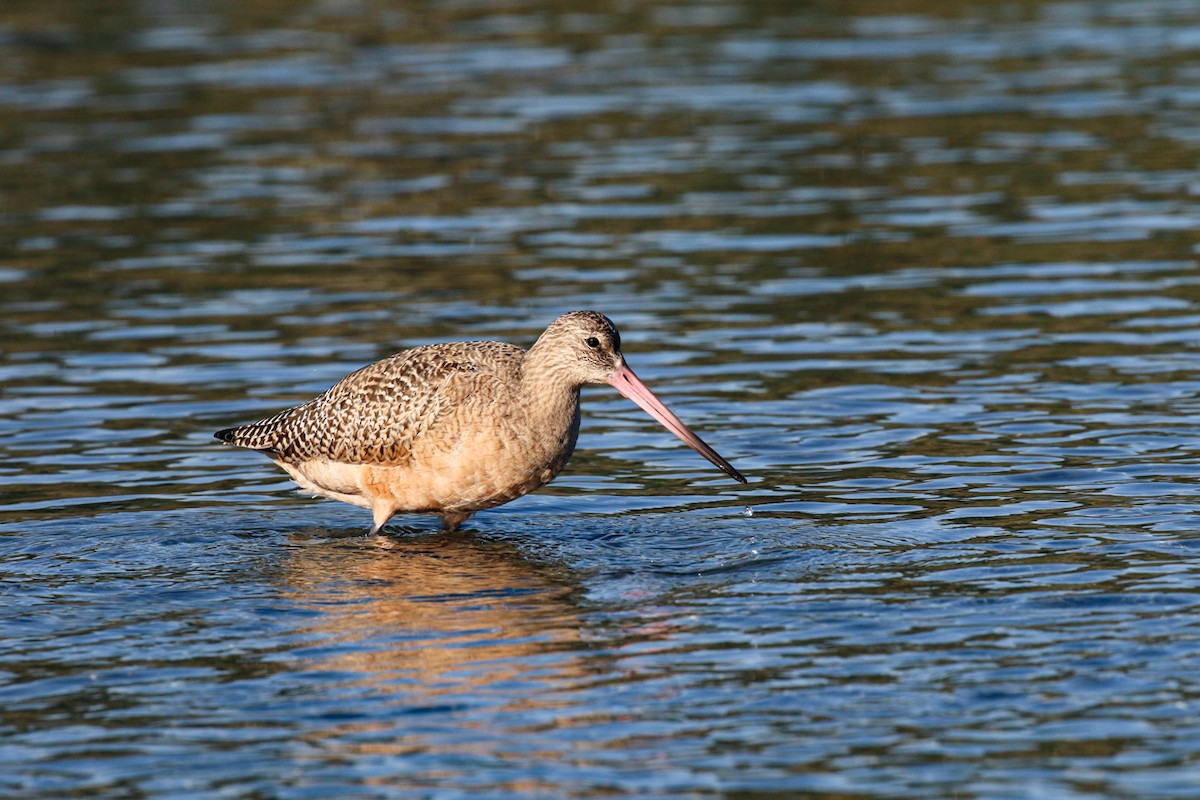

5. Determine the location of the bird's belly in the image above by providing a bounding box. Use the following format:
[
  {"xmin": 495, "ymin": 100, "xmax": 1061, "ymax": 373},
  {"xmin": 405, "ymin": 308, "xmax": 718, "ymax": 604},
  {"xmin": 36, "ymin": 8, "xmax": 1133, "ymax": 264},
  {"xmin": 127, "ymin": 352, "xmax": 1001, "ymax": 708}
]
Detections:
[
  {"xmin": 284, "ymin": 430, "xmax": 575, "ymax": 514},
  {"xmin": 386, "ymin": 433, "xmax": 575, "ymax": 513},
  {"xmin": 278, "ymin": 459, "xmax": 373, "ymax": 509}
]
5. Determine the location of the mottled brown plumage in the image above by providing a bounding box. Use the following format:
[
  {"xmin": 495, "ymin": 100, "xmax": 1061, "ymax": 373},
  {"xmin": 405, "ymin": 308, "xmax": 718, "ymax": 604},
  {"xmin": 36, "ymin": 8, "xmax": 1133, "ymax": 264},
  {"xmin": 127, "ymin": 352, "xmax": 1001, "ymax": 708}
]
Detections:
[{"xmin": 215, "ymin": 311, "xmax": 745, "ymax": 533}]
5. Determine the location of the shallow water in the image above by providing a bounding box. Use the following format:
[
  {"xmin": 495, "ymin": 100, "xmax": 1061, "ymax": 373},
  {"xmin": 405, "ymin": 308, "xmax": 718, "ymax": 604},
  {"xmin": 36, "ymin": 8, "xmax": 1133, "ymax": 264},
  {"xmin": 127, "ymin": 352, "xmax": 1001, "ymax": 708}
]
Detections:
[{"xmin": 4, "ymin": 0, "xmax": 1200, "ymax": 797}]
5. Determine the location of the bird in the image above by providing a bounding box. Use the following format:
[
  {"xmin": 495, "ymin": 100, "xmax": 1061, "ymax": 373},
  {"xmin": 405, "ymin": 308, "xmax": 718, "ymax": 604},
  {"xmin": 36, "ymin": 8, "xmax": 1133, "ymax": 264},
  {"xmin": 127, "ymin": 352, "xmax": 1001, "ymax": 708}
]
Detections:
[{"xmin": 214, "ymin": 310, "xmax": 747, "ymax": 533}]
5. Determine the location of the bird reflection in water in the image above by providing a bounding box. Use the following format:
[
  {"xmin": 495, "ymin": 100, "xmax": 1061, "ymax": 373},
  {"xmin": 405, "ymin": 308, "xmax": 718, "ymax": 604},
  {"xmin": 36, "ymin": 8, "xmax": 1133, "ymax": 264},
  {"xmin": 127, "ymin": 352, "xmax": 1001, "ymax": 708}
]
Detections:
[{"xmin": 276, "ymin": 529, "xmax": 593, "ymax": 765}]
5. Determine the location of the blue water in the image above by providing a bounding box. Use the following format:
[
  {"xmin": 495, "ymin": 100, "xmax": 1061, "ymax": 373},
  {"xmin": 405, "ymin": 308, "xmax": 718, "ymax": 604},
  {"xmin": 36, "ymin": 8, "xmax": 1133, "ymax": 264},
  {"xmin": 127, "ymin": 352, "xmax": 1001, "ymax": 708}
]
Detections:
[{"xmin": 4, "ymin": 1, "xmax": 1200, "ymax": 797}]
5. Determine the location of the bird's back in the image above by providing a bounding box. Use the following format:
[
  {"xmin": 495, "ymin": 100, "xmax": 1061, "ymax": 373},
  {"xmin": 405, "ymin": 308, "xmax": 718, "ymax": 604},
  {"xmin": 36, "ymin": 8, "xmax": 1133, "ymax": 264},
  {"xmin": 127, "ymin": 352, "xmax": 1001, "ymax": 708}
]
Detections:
[{"xmin": 216, "ymin": 340, "xmax": 526, "ymax": 466}]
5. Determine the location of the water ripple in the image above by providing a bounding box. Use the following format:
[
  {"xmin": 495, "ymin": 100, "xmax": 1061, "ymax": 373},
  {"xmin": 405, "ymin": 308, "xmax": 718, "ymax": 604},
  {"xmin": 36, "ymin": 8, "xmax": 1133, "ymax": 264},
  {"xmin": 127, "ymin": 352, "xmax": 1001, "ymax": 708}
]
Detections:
[{"xmin": 4, "ymin": 1, "xmax": 1200, "ymax": 797}]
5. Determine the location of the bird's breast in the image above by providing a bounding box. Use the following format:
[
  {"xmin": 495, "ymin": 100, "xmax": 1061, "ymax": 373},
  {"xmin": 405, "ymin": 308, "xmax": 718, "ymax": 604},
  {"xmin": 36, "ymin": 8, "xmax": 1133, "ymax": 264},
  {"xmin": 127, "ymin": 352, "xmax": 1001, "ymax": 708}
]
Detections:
[{"xmin": 360, "ymin": 393, "xmax": 581, "ymax": 514}]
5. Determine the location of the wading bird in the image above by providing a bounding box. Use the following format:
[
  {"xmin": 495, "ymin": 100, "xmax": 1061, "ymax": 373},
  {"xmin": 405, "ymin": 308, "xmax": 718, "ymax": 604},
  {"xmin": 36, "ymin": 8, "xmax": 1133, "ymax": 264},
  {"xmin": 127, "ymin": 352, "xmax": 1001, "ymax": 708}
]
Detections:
[{"xmin": 215, "ymin": 311, "xmax": 746, "ymax": 532}]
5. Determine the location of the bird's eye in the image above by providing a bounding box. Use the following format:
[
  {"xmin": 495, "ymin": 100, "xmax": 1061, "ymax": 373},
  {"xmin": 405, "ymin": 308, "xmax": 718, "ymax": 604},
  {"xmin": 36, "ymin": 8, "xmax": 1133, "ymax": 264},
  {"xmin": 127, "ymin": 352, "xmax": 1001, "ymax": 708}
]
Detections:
[{"xmin": 585, "ymin": 336, "xmax": 600, "ymax": 349}]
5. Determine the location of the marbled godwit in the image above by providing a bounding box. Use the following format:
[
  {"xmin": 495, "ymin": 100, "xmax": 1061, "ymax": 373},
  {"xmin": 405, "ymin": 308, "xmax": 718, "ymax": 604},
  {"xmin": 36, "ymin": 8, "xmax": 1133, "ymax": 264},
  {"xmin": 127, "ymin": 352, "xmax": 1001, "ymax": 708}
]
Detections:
[{"xmin": 214, "ymin": 311, "xmax": 746, "ymax": 533}]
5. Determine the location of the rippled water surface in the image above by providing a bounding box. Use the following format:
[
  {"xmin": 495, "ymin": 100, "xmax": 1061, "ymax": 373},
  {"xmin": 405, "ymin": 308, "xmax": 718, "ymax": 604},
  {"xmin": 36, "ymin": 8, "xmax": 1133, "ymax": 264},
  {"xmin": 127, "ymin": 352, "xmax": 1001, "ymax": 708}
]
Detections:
[{"xmin": 5, "ymin": 1, "xmax": 1200, "ymax": 797}]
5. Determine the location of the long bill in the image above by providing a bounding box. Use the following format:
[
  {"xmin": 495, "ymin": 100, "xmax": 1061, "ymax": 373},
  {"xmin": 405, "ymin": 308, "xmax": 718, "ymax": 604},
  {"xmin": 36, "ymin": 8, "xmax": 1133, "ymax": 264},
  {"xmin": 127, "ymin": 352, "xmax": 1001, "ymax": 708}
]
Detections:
[{"xmin": 607, "ymin": 363, "xmax": 747, "ymax": 484}]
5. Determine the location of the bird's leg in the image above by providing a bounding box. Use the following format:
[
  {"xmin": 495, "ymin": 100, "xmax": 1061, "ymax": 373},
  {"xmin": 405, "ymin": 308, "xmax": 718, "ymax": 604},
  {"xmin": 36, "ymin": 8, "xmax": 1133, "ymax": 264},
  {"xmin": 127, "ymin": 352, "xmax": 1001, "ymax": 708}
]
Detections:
[
  {"xmin": 369, "ymin": 504, "xmax": 395, "ymax": 535},
  {"xmin": 440, "ymin": 511, "xmax": 471, "ymax": 532}
]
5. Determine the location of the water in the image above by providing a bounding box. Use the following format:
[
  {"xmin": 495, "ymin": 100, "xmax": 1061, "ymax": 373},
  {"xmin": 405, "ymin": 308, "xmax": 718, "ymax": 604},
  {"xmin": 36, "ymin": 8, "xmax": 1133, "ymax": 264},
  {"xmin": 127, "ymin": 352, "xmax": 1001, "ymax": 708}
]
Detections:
[{"xmin": 4, "ymin": 0, "xmax": 1200, "ymax": 796}]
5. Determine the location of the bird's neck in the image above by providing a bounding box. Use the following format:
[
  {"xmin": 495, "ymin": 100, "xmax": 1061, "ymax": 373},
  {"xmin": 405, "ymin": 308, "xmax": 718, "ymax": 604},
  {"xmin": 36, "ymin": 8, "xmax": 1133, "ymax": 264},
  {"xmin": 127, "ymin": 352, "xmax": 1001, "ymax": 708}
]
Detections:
[
  {"xmin": 518, "ymin": 345, "xmax": 583, "ymax": 440},
  {"xmin": 513, "ymin": 348, "xmax": 582, "ymax": 479},
  {"xmin": 522, "ymin": 339, "xmax": 576, "ymax": 391}
]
